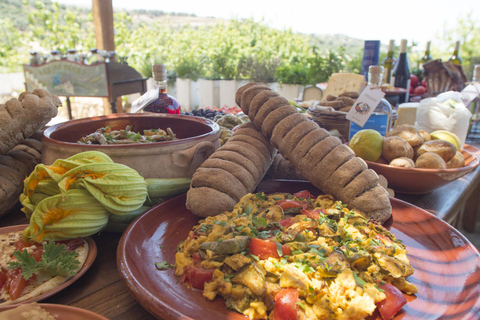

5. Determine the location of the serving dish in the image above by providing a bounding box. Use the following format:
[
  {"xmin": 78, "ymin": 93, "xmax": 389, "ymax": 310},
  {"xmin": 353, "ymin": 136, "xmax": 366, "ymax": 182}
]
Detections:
[
  {"xmin": 366, "ymin": 147, "xmax": 479, "ymax": 194},
  {"xmin": 42, "ymin": 113, "xmax": 221, "ymax": 179},
  {"xmin": 0, "ymin": 224, "xmax": 97, "ymax": 305},
  {"xmin": 0, "ymin": 303, "xmax": 109, "ymax": 319},
  {"xmin": 117, "ymin": 180, "xmax": 480, "ymax": 320}
]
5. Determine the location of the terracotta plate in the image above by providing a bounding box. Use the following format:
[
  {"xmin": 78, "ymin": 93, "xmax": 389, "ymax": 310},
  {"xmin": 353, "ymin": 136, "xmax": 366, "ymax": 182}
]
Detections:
[
  {"xmin": 0, "ymin": 303, "xmax": 109, "ymax": 319},
  {"xmin": 0, "ymin": 224, "xmax": 97, "ymax": 305},
  {"xmin": 117, "ymin": 181, "xmax": 480, "ymax": 320},
  {"xmin": 366, "ymin": 146, "xmax": 480, "ymax": 194}
]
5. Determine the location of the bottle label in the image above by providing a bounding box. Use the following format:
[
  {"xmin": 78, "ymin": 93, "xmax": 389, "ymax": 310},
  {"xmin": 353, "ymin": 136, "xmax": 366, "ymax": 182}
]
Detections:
[
  {"xmin": 350, "ymin": 114, "xmax": 389, "ymax": 139},
  {"xmin": 346, "ymin": 84, "xmax": 386, "ymax": 128},
  {"xmin": 461, "ymin": 83, "xmax": 480, "ymax": 106},
  {"xmin": 131, "ymin": 88, "xmax": 159, "ymax": 113}
]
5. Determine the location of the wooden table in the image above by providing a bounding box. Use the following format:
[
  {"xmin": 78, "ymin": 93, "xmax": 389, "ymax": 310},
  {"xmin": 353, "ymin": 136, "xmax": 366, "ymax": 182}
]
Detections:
[{"xmin": 1, "ymin": 145, "xmax": 480, "ymax": 319}]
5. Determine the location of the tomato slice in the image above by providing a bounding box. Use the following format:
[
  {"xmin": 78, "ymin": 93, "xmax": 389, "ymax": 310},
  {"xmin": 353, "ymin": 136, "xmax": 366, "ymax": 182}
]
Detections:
[
  {"xmin": 31, "ymin": 246, "xmax": 44, "ymax": 262},
  {"xmin": 273, "ymin": 288, "xmax": 299, "ymax": 320},
  {"xmin": 0, "ymin": 269, "xmax": 7, "ymax": 290},
  {"xmin": 276, "ymin": 200, "xmax": 303, "ymax": 210},
  {"xmin": 293, "ymin": 190, "xmax": 312, "ymax": 200},
  {"xmin": 58, "ymin": 238, "xmax": 84, "ymax": 251},
  {"xmin": 249, "ymin": 238, "xmax": 291, "ymax": 259},
  {"xmin": 6, "ymin": 268, "xmax": 27, "ymax": 301},
  {"xmin": 301, "ymin": 208, "xmax": 322, "ymax": 219},
  {"xmin": 279, "ymin": 217, "xmax": 296, "ymax": 228},
  {"xmin": 14, "ymin": 240, "xmax": 37, "ymax": 251},
  {"xmin": 376, "ymin": 282, "xmax": 407, "ymax": 320},
  {"xmin": 182, "ymin": 265, "xmax": 214, "ymax": 290}
]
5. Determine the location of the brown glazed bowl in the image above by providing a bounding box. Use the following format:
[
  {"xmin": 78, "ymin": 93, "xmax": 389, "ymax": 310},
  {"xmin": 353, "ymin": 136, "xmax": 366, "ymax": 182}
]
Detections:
[
  {"xmin": 42, "ymin": 113, "xmax": 221, "ymax": 179},
  {"xmin": 366, "ymin": 146, "xmax": 480, "ymax": 194}
]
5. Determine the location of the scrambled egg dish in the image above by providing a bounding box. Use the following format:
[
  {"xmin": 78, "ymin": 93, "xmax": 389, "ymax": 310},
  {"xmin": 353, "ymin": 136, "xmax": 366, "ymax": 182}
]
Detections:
[{"xmin": 175, "ymin": 191, "xmax": 417, "ymax": 320}]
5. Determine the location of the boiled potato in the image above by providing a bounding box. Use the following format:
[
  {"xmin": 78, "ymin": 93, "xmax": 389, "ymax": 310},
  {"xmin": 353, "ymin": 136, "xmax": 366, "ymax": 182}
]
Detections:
[
  {"xmin": 419, "ymin": 130, "xmax": 431, "ymax": 142},
  {"xmin": 382, "ymin": 136, "xmax": 414, "ymax": 162},
  {"xmin": 386, "ymin": 124, "xmax": 424, "ymax": 147},
  {"xmin": 416, "ymin": 140, "xmax": 456, "ymax": 162},
  {"xmin": 446, "ymin": 151, "xmax": 465, "ymax": 169},
  {"xmin": 389, "ymin": 157, "xmax": 415, "ymax": 168},
  {"xmin": 415, "ymin": 152, "xmax": 447, "ymax": 169}
]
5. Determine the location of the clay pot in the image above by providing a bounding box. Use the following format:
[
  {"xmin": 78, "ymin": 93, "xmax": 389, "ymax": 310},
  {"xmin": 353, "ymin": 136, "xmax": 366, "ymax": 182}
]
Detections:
[{"xmin": 42, "ymin": 113, "xmax": 221, "ymax": 179}]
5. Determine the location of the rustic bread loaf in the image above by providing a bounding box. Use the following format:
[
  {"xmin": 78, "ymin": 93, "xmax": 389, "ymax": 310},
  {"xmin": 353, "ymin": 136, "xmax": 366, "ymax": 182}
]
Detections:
[
  {"xmin": 0, "ymin": 89, "xmax": 61, "ymax": 155},
  {"xmin": 186, "ymin": 123, "xmax": 276, "ymax": 217},
  {"xmin": 236, "ymin": 83, "xmax": 392, "ymax": 223}
]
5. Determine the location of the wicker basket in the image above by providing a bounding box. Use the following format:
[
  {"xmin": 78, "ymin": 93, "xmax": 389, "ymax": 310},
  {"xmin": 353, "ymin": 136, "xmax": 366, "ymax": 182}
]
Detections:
[{"xmin": 308, "ymin": 107, "xmax": 351, "ymax": 139}]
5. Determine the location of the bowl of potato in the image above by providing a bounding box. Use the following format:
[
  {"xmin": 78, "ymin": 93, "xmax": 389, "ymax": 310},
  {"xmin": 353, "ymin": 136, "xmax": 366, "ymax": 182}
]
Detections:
[{"xmin": 353, "ymin": 125, "xmax": 480, "ymax": 194}]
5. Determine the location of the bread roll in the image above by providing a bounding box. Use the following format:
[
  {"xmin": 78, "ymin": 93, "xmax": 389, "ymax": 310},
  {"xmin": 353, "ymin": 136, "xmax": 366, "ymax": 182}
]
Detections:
[{"xmin": 186, "ymin": 122, "xmax": 275, "ymax": 217}]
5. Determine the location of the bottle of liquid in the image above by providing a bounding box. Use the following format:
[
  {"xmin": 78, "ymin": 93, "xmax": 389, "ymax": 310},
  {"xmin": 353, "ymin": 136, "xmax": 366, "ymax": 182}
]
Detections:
[
  {"xmin": 143, "ymin": 64, "xmax": 181, "ymax": 114},
  {"xmin": 419, "ymin": 41, "xmax": 433, "ymax": 69},
  {"xmin": 448, "ymin": 41, "xmax": 462, "ymax": 65},
  {"xmin": 66, "ymin": 49, "xmax": 79, "ymax": 62},
  {"xmin": 391, "ymin": 39, "xmax": 411, "ymax": 104},
  {"xmin": 382, "ymin": 40, "xmax": 395, "ymax": 84},
  {"xmin": 350, "ymin": 65, "xmax": 393, "ymax": 138},
  {"xmin": 29, "ymin": 51, "xmax": 40, "ymax": 65}
]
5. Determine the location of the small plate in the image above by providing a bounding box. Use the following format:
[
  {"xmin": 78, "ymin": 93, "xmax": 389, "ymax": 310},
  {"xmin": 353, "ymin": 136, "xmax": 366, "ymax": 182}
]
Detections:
[
  {"xmin": 0, "ymin": 224, "xmax": 97, "ymax": 305},
  {"xmin": 0, "ymin": 303, "xmax": 109, "ymax": 319},
  {"xmin": 366, "ymin": 147, "xmax": 480, "ymax": 194},
  {"xmin": 117, "ymin": 181, "xmax": 480, "ymax": 320}
]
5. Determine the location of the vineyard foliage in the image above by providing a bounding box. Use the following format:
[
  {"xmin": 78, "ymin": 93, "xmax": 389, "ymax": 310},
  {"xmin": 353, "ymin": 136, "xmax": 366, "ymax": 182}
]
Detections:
[{"xmin": 1, "ymin": 1, "xmax": 479, "ymax": 81}]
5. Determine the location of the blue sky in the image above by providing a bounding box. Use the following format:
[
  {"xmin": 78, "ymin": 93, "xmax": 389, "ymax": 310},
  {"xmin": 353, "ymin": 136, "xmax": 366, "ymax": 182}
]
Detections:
[{"xmin": 57, "ymin": 0, "xmax": 478, "ymax": 47}]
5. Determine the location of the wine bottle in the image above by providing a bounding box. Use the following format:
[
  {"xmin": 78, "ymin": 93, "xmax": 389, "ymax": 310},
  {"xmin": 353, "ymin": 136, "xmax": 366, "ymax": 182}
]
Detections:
[
  {"xmin": 391, "ymin": 39, "xmax": 411, "ymax": 104},
  {"xmin": 382, "ymin": 40, "xmax": 395, "ymax": 84},
  {"xmin": 448, "ymin": 41, "xmax": 462, "ymax": 65},
  {"xmin": 419, "ymin": 41, "xmax": 433, "ymax": 69},
  {"xmin": 143, "ymin": 64, "xmax": 181, "ymax": 114}
]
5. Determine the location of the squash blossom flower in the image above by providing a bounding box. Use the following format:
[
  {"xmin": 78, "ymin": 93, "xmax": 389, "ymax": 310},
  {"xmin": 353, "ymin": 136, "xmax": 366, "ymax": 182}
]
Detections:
[{"xmin": 24, "ymin": 189, "xmax": 110, "ymax": 242}]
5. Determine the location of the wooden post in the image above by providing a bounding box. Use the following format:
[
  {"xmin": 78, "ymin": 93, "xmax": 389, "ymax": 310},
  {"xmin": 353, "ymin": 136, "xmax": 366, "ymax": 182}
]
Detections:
[{"xmin": 92, "ymin": 0, "xmax": 123, "ymax": 113}]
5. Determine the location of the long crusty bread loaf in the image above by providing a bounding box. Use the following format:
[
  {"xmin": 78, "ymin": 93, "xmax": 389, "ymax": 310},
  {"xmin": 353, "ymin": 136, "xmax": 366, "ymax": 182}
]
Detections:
[
  {"xmin": 186, "ymin": 122, "xmax": 276, "ymax": 217},
  {"xmin": 236, "ymin": 83, "xmax": 392, "ymax": 223},
  {"xmin": 0, "ymin": 89, "xmax": 61, "ymax": 155}
]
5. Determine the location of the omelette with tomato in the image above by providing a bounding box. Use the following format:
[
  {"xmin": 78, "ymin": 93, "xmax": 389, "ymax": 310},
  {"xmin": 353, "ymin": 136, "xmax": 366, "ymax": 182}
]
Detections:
[{"xmin": 175, "ymin": 191, "xmax": 417, "ymax": 320}]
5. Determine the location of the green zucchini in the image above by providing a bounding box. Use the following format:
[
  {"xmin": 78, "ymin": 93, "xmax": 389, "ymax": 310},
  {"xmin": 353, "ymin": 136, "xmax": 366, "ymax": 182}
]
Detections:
[
  {"xmin": 108, "ymin": 205, "xmax": 151, "ymax": 223},
  {"xmin": 146, "ymin": 178, "xmax": 191, "ymax": 199}
]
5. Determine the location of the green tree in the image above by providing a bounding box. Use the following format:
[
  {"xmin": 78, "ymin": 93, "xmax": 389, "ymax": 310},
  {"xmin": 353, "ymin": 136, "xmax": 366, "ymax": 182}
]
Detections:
[{"xmin": 0, "ymin": 18, "xmax": 25, "ymax": 71}]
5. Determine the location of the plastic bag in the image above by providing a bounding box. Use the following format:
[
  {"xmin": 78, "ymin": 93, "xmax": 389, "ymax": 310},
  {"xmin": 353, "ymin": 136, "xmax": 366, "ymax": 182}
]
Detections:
[{"xmin": 415, "ymin": 91, "xmax": 472, "ymax": 148}]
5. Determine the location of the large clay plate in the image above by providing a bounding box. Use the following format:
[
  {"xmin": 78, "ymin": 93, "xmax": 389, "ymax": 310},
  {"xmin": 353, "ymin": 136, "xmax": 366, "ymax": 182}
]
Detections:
[
  {"xmin": 366, "ymin": 146, "xmax": 480, "ymax": 194},
  {"xmin": 0, "ymin": 303, "xmax": 109, "ymax": 319},
  {"xmin": 0, "ymin": 225, "xmax": 97, "ymax": 305},
  {"xmin": 117, "ymin": 181, "xmax": 480, "ymax": 320}
]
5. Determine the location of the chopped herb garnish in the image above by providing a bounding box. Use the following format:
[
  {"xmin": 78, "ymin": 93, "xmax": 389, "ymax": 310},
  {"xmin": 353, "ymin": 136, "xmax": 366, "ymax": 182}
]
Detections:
[
  {"xmin": 353, "ymin": 272, "xmax": 367, "ymax": 287},
  {"xmin": 255, "ymin": 192, "xmax": 266, "ymax": 201},
  {"xmin": 253, "ymin": 217, "xmax": 267, "ymax": 227},
  {"xmin": 155, "ymin": 261, "xmax": 174, "ymax": 270},
  {"xmin": 275, "ymin": 242, "xmax": 283, "ymax": 257}
]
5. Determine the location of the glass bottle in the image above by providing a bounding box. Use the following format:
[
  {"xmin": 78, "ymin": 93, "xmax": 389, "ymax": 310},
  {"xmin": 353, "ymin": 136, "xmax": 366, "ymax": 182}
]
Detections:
[
  {"xmin": 66, "ymin": 49, "xmax": 79, "ymax": 62},
  {"xmin": 29, "ymin": 51, "xmax": 40, "ymax": 65},
  {"xmin": 143, "ymin": 64, "xmax": 181, "ymax": 114},
  {"xmin": 391, "ymin": 39, "xmax": 411, "ymax": 104},
  {"xmin": 382, "ymin": 40, "xmax": 395, "ymax": 84},
  {"xmin": 419, "ymin": 41, "xmax": 433, "ymax": 70},
  {"xmin": 474, "ymin": 65, "xmax": 480, "ymax": 81},
  {"xmin": 86, "ymin": 48, "xmax": 99, "ymax": 64},
  {"xmin": 47, "ymin": 50, "xmax": 61, "ymax": 63},
  {"xmin": 350, "ymin": 66, "xmax": 393, "ymax": 138},
  {"xmin": 448, "ymin": 41, "xmax": 462, "ymax": 65}
]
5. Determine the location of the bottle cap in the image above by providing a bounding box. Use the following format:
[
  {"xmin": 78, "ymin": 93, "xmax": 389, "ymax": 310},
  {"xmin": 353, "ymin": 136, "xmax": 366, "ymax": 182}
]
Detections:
[{"xmin": 152, "ymin": 64, "xmax": 167, "ymax": 81}]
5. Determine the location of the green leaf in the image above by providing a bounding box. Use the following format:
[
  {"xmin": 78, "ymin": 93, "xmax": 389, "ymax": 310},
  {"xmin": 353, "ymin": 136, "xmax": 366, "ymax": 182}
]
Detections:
[
  {"xmin": 295, "ymin": 301, "xmax": 306, "ymax": 310},
  {"xmin": 155, "ymin": 261, "xmax": 174, "ymax": 270},
  {"xmin": 9, "ymin": 250, "xmax": 39, "ymax": 280},
  {"xmin": 252, "ymin": 217, "xmax": 267, "ymax": 227},
  {"xmin": 255, "ymin": 192, "xmax": 266, "ymax": 201},
  {"xmin": 353, "ymin": 272, "xmax": 367, "ymax": 287},
  {"xmin": 275, "ymin": 241, "xmax": 283, "ymax": 257}
]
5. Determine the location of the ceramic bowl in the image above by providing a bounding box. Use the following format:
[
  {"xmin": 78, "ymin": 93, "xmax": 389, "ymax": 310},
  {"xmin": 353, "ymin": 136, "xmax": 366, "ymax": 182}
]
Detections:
[
  {"xmin": 366, "ymin": 147, "xmax": 479, "ymax": 194},
  {"xmin": 42, "ymin": 113, "xmax": 221, "ymax": 179}
]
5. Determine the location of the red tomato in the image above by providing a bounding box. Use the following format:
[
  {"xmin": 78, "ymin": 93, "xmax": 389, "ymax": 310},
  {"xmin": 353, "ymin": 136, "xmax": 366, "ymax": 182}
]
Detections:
[
  {"xmin": 414, "ymin": 85, "xmax": 427, "ymax": 95},
  {"xmin": 14, "ymin": 240, "xmax": 36, "ymax": 251},
  {"xmin": 31, "ymin": 246, "xmax": 44, "ymax": 262},
  {"xmin": 293, "ymin": 190, "xmax": 312, "ymax": 200},
  {"xmin": 421, "ymin": 79, "xmax": 427, "ymax": 88},
  {"xmin": 273, "ymin": 288, "xmax": 299, "ymax": 320},
  {"xmin": 249, "ymin": 238, "xmax": 291, "ymax": 259},
  {"xmin": 300, "ymin": 208, "xmax": 322, "ymax": 219},
  {"xmin": 58, "ymin": 238, "xmax": 83, "ymax": 251},
  {"xmin": 276, "ymin": 200, "xmax": 303, "ymax": 210},
  {"xmin": 182, "ymin": 265, "xmax": 214, "ymax": 290},
  {"xmin": 6, "ymin": 268, "xmax": 26, "ymax": 301},
  {"xmin": 376, "ymin": 282, "xmax": 407, "ymax": 320},
  {"xmin": 0, "ymin": 269, "xmax": 7, "ymax": 290},
  {"xmin": 409, "ymin": 85, "xmax": 415, "ymax": 94},
  {"xmin": 410, "ymin": 74, "xmax": 419, "ymax": 88},
  {"xmin": 279, "ymin": 217, "xmax": 296, "ymax": 228}
]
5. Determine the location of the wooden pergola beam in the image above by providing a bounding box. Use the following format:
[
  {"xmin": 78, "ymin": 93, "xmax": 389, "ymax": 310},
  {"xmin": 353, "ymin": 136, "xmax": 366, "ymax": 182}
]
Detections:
[{"xmin": 92, "ymin": 0, "xmax": 123, "ymax": 113}]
